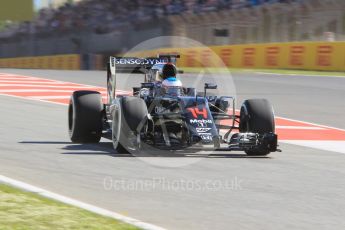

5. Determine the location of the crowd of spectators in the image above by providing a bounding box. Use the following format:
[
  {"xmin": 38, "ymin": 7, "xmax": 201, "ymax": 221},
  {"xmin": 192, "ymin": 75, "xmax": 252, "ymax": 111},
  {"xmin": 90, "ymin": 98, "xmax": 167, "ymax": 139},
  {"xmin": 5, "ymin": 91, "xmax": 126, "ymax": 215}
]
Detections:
[{"xmin": 0, "ymin": 0, "xmax": 300, "ymax": 39}]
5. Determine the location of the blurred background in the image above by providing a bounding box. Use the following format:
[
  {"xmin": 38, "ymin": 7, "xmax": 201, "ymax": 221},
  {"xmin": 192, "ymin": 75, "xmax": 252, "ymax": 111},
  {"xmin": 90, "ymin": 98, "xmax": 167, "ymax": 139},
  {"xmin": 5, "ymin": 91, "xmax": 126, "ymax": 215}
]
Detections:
[{"xmin": 0, "ymin": 0, "xmax": 344, "ymax": 70}]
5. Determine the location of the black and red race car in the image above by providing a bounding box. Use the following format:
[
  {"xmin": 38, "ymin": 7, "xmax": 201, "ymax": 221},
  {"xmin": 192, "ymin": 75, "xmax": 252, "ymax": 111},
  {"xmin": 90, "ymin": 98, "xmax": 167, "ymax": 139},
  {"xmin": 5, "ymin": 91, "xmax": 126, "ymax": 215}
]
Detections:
[{"xmin": 68, "ymin": 55, "xmax": 278, "ymax": 156}]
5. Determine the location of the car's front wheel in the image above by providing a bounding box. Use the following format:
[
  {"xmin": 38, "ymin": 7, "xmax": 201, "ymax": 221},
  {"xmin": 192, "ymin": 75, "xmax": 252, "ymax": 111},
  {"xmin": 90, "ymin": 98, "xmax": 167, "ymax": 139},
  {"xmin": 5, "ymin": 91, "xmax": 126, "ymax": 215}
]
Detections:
[
  {"xmin": 239, "ymin": 98, "xmax": 275, "ymax": 156},
  {"xmin": 111, "ymin": 100, "xmax": 128, "ymax": 153},
  {"xmin": 112, "ymin": 97, "xmax": 148, "ymax": 154}
]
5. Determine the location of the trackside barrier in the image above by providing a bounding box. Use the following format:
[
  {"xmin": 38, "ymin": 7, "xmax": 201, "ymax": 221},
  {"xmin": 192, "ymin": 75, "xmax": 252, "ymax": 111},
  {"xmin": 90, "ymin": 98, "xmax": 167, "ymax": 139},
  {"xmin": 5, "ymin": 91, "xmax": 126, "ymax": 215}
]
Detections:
[
  {"xmin": 1, "ymin": 42, "xmax": 344, "ymax": 71},
  {"xmin": 0, "ymin": 54, "xmax": 81, "ymax": 70},
  {"xmin": 130, "ymin": 42, "xmax": 345, "ymax": 72}
]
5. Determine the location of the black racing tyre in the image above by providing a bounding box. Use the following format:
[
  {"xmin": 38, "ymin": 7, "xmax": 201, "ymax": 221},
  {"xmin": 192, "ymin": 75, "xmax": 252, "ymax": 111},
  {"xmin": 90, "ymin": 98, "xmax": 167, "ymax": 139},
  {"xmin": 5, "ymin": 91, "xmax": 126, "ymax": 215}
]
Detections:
[
  {"xmin": 111, "ymin": 102, "xmax": 127, "ymax": 153},
  {"xmin": 239, "ymin": 99, "xmax": 275, "ymax": 156},
  {"xmin": 68, "ymin": 91, "xmax": 103, "ymax": 143},
  {"xmin": 112, "ymin": 97, "xmax": 148, "ymax": 153},
  {"xmin": 121, "ymin": 97, "xmax": 148, "ymax": 132}
]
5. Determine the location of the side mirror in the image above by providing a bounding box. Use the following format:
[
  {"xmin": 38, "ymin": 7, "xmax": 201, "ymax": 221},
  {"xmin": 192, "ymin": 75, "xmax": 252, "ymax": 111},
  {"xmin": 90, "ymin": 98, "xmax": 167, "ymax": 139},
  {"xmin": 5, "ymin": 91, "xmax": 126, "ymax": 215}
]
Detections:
[
  {"xmin": 205, "ymin": 83, "xmax": 217, "ymax": 89},
  {"xmin": 204, "ymin": 83, "xmax": 217, "ymax": 97}
]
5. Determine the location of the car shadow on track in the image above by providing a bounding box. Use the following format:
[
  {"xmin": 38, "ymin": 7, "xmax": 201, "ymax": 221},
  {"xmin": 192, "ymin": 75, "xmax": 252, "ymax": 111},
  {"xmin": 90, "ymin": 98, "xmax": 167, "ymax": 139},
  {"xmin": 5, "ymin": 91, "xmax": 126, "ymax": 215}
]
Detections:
[
  {"xmin": 19, "ymin": 141, "xmax": 117, "ymax": 157},
  {"xmin": 19, "ymin": 141, "xmax": 270, "ymax": 159}
]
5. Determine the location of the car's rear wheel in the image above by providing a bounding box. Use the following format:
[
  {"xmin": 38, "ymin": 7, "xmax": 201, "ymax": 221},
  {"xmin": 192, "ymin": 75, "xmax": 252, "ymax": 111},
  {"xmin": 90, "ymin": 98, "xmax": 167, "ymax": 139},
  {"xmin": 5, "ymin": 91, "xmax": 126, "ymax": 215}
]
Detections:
[
  {"xmin": 68, "ymin": 91, "xmax": 103, "ymax": 143},
  {"xmin": 239, "ymin": 99, "xmax": 275, "ymax": 156}
]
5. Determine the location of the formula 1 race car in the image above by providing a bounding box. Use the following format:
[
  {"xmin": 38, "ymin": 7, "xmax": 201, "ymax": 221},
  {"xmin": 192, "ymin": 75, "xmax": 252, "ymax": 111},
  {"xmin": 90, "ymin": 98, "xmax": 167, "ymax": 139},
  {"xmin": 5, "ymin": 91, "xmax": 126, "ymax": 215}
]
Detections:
[{"xmin": 68, "ymin": 55, "xmax": 278, "ymax": 156}]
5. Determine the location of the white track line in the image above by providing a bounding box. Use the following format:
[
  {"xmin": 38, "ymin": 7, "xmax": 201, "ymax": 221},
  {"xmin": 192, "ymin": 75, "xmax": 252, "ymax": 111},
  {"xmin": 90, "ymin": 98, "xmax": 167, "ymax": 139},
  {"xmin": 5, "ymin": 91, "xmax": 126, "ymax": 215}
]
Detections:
[
  {"xmin": 0, "ymin": 175, "xmax": 165, "ymax": 230},
  {"xmin": 0, "ymin": 76, "xmax": 39, "ymax": 80},
  {"xmin": 30, "ymin": 95, "xmax": 108, "ymax": 99},
  {"xmin": 0, "ymin": 93, "xmax": 68, "ymax": 106},
  {"xmin": 275, "ymin": 126, "xmax": 326, "ymax": 130},
  {"xmin": 275, "ymin": 115, "xmax": 345, "ymax": 132},
  {"xmin": 0, "ymin": 89, "xmax": 77, "ymax": 93},
  {"xmin": 0, "ymin": 75, "xmax": 32, "ymax": 78},
  {"xmin": 29, "ymin": 95, "xmax": 72, "ymax": 99},
  {"xmin": 0, "ymin": 89, "xmax": 107, "ymax": 93},
  {"xmin": 0, "ymin": 73, "xmax": 132, "ymax": 95},
  {"xmin": 0, "ymin": 80, "xmax": 72, "ymax": 84},
  {"xmin": 0, "ymin": 77, "xmax": 37, "ymax": 80},
  {"xmin": 0, "ymin": 84, "xmax": 97, "ymax": 88}
]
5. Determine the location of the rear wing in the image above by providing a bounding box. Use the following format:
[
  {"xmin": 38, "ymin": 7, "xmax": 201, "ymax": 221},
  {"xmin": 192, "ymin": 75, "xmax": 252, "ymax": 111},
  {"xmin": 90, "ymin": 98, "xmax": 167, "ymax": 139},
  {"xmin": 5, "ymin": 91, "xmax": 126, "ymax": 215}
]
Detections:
[
  {"xmin": 107, "ymin": 55, "xmax": 180, "ymax": 102},
  {"xmin": 108, "ymin": 57, "xmax": 168, "ymax": 74},
  {"xmin": 156, "ymin": 54, "xmax": 180, "ymax": 65},
  {"xmin": 108, "ymin": 54, "xmax": 180, "ymax": 74},
  {"xmin": 107, "ymin": 57, "xmax": 166, "ymax": 102}
]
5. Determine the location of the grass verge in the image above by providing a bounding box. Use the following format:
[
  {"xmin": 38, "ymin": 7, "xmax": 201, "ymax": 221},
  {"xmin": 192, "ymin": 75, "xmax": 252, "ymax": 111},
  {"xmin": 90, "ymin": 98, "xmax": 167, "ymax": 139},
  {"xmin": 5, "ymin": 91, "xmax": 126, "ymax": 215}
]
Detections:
[
  {"xmin": 0, "ymin": 183, "xmax": 140, "ymax": 230},
  {"xmin": 181, "ymin": 67, "xmax": 345, "ymax": 77}
]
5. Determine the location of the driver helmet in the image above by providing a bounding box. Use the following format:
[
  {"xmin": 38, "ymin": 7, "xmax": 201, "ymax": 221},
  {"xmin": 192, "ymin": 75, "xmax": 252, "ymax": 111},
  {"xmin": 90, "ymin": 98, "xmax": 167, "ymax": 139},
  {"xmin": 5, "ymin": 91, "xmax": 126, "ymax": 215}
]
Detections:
[
  {"xmin": 149, "ymin": 63, "xmax": 177, "ymax": 82},
  {"xmin": 161, "ymin": 63, "xmax": 177, "ymax": 80},
  {"xmin": 162, "ymin": 77, "xmax": 183, "ymax": 96}
]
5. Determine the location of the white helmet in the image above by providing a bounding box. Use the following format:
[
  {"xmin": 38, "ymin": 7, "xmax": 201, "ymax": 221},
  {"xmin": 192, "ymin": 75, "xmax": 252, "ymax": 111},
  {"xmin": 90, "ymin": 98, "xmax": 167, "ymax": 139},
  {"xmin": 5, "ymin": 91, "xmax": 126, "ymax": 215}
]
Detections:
[{"xmin": 162, "ymin": 77, "xmax": 183, "ymax": 96}]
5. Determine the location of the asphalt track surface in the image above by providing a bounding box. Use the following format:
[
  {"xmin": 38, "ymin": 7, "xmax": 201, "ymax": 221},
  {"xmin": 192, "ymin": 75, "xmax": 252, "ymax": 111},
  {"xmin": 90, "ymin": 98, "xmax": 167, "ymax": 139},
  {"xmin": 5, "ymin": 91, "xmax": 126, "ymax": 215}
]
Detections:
[{"xmin": 1, "ymin": 68, "xmax": 345, "ymax": 230}]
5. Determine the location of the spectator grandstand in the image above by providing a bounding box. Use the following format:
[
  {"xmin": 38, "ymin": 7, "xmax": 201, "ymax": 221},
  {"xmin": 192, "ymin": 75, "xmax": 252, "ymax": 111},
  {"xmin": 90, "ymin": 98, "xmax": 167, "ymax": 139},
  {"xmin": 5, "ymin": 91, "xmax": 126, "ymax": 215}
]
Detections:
[
  {"xmin": 0, "ymin": 0, "xmax": 302, "ymax": 38},
  {"xmin": 0, "ymin": 0, "xmax": 343, "ymax": 58}
]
